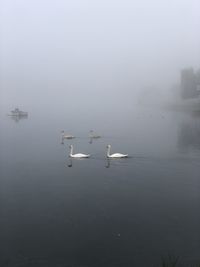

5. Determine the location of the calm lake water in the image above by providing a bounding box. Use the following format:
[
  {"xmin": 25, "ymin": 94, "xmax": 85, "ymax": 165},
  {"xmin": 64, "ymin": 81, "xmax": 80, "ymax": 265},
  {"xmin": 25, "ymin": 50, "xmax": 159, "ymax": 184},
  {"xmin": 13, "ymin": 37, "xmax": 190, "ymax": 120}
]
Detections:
[{"xmin": 0, "ymin": 106, "xmax": 200, "ymax": 267}]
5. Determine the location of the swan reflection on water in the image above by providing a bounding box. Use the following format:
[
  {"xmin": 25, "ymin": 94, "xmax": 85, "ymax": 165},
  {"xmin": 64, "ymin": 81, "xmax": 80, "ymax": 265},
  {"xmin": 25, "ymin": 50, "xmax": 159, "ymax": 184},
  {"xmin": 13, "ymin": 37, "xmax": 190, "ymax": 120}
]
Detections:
[
  {"xmin": 67, "ymin": 158, "xmax": 73, "ymax": 168},
  {"xmin": 66, "ymin": 157, "xmax": 90, "ymax": 168},
  {"xmin": 89, "ymin": 137, "xmax": 101, "ymax": 144},
  {"xmin": 105, "ymin": 158, "xmax": 111, "ymax": 168},
  {"xmin": 105, "ymin": 157, "xmax": 130, "ymax": 168},
  {"xmin": 67, "ymin": 157, "xmax": 111, "ymax": 168},
  {"xmin": 66, "ymin": 157, "xmax": 130, "ymax": 168}
]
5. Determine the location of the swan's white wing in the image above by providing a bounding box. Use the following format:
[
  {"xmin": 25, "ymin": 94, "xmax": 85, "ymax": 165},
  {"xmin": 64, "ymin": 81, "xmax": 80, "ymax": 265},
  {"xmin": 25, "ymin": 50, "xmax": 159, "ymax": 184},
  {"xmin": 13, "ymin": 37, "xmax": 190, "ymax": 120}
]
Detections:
[
  {"xmin": 109, "ymin": 153, "xmax": 128, "ymax": 158},
  {"xmin": 64, "ymin": 135, "xmax": 75, "ymax": 139},
  {"xmin": 72, "ymin": 153, "xmax": 90, "ymax": 158}
]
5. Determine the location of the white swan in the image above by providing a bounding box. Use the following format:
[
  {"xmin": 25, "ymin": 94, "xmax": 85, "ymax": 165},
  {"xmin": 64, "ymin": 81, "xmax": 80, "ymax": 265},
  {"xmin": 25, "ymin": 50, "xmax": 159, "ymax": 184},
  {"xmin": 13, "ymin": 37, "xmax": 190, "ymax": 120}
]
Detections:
[
  {"xmin": 61, "ymin": 130, "xmax": 75, "ymax": 139},
  {"xmin": 89, "ymin": 130, "xmax": 101, "ymax": 139},
  {"xmin": 106, "ymin": 145, "xmax": 128, "ymax": 158},
  {"xmin": 69, "ymin": 145, "xmax": 90, "ymax": 158}
]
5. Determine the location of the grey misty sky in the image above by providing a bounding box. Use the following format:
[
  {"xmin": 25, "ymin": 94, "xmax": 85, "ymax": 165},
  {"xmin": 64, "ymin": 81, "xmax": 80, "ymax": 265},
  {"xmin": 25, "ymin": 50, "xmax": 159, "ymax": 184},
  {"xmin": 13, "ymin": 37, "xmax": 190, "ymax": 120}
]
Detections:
[{"xmin": 0, "ymin": 0, "xmax": 200, "ymax": 109}]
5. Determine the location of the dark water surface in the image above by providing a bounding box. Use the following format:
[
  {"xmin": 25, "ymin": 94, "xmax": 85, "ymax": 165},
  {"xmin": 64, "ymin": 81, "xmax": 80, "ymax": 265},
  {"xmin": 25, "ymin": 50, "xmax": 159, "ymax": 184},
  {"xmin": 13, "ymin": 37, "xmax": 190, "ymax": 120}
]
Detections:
[{"xmin": 0, "ymin": 107, "xmax": 200, "ymax": 267}]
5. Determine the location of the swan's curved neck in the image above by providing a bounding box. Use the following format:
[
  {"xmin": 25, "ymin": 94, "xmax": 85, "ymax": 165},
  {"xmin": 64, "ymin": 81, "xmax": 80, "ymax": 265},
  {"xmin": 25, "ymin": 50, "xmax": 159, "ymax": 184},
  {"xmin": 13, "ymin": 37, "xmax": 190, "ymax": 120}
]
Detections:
[
  {"xmin": 70, "ymin": 146, "xmax": 73, "ymax": 156},
  {"xmin": 107, "ymin": 146, "xmax": 111, "ymax": 157}
]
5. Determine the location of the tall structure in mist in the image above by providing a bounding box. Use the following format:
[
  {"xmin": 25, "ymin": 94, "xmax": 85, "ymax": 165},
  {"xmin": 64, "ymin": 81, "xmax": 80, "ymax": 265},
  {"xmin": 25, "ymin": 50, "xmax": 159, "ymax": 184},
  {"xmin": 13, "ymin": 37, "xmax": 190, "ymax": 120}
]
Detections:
[
  {"xmin": 196, "ymin": 70, "xmax": 200, "ymax": 93},
  {"xmin": 181, "ymin": 68, "xmax": 200, "ymax": 99}
]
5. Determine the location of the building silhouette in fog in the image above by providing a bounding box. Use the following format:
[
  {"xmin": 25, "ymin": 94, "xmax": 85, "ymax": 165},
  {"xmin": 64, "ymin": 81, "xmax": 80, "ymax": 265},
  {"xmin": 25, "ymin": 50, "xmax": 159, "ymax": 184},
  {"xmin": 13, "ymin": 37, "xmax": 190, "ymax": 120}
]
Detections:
[{"xmin": 181, "ymin": 68, "xmax": 200, "ymax": 99}]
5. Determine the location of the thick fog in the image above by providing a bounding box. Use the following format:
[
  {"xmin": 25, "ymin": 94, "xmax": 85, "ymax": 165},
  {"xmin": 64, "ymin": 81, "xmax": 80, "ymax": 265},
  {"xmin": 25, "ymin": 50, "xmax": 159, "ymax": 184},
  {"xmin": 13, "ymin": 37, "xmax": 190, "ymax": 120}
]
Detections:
[{"xmin": 0, "ymin": 0, "xmax": 200, "ymax": 113}]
